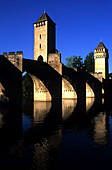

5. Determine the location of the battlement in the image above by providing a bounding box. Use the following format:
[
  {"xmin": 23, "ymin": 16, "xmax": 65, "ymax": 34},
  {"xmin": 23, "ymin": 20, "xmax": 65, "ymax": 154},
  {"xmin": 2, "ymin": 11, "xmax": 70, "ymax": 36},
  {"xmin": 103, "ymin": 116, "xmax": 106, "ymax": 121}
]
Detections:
[
  {"xmin": 3, "ymin": 52, "xmax": 7, "ymax": 56},
  {"xmin": 9, "ymin": 52, "xmax": 15, "ymax": 55},
  {"xmin": 16, "ymin": 51, "xmax": 23, "ymax": 55},
  {"xmin": 3, "ymin": 51, "xmax": 23, "ymax": 56},
  {"xmin": 3, "ymin": 51, "xmax": 23, "ymax": 72}
]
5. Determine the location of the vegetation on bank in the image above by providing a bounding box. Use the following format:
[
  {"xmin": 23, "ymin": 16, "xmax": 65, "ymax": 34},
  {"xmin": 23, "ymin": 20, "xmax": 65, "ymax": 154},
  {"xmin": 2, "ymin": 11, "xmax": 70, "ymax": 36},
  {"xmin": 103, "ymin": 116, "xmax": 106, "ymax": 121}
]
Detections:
[{"xmin": 65, "ymin": 52, "xmax": 94, "ymax": 73}]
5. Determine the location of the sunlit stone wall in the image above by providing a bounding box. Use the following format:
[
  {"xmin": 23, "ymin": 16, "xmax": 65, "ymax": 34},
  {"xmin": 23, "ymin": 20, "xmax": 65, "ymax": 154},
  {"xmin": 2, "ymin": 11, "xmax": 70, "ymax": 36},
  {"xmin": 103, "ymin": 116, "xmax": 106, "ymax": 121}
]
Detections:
[
  {"xmin": 94, "ymin": 45, "xmax": 109, "ymax": 80},
  {"xmin": 34, "ymin": 21, "xmax": 48, "ymax": 62},
  {"xmin": 30, "ymin": 74, "xmax": 52, "ymax": 101},
  {"xmin": 0, "ymin": 83, "xmax": 4, "ymax": 96},
  {"xmin": 3, "ymin": 51, "xmax": 23, "ymax": 72},
  {"xmin": 62, "ymin": 78, "xmax": 77, "ymax": 99},
  {"xmin": 48, "ymin": 52, "xmax": 62, "ymax": 75},
  {"xmin": 86, "ymin": 83, "xmax": 95, "ymax": 98}
]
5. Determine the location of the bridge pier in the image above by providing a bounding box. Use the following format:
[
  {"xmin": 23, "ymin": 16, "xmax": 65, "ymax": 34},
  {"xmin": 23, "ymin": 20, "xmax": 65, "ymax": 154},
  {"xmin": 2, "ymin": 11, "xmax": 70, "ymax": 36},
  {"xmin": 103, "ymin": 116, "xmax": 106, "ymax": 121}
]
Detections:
[
  {"xmin": 94, "ymin": 83, "xmax": 102, "ymax": 105},
  {"xmin": 76, "ymin": 68, "xmax": 86, "ymax": 112},
  {"xmin": 0, "ymin": 55, "xmax": 22, "ymax": 105},
  {"xmin": 23, "ymin": 59, "xmax": 62, "ymax": 106}
]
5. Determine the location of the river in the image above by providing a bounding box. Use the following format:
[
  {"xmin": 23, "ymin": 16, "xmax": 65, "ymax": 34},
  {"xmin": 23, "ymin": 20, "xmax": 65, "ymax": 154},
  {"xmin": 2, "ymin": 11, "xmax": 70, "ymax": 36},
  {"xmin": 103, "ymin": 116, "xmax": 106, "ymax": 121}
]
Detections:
[{"xmin": 0, "ymin": 98, "xmax": 112, "ymax": 170}]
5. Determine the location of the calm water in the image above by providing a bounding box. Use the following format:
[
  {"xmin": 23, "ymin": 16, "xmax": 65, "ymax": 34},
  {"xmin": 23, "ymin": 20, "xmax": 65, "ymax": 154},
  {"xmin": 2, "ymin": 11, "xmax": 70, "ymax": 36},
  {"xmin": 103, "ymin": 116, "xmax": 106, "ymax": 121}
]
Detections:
[{"xmin": 0, "ymin": 98, "xmax": 112, "ymax": 170}]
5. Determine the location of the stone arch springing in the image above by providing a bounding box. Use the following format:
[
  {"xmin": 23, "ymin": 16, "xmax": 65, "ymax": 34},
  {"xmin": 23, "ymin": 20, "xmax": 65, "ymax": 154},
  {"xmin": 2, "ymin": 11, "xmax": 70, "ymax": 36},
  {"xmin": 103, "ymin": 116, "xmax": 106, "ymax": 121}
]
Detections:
[
  {"xmin": 22, "ymin": 72, "xmax": 52, "ymax": 102},
  {"xmin": 23, "ymin": 59, "xmax": 62, "ymax": 103},
  {"xmin": 29, "ymin": 74, "xmax": 52, "ymax": 101},
  {"xmin": 86, "ymin": 83, "xmax": 95, "ymax": 98},
  {"xmin": 62, "ymin": 66, "xmax": 79, "ymax": 100},
  {"xmin": 62, "ymin": 77, "xmax": 77, "ymax": 99}
]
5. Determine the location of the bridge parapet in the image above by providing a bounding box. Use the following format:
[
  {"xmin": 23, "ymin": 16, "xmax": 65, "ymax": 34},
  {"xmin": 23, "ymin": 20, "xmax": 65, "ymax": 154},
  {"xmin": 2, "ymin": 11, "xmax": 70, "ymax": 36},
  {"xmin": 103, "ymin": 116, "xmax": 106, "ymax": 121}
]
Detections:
[{"xmin": 3, "ymin": 51, "xmax": 23, "ymax": 72}]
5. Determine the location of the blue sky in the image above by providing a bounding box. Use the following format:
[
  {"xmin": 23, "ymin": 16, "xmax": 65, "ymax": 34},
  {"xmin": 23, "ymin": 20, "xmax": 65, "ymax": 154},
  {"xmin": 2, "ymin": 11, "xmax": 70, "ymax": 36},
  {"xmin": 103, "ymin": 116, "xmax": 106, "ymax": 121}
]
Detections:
[{"xmin": 0, "ymin": 0, "xmax": 112, "ymax": 72}]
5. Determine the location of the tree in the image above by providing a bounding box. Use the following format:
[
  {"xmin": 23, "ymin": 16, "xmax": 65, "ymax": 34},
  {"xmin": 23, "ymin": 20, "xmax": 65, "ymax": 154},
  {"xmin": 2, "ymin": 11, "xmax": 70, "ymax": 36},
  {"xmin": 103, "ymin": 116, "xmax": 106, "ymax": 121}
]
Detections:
[
  {"xmin": 65, "ymin": 55, "xmax": 83, "ymax": 69},
  {"xmin": 84, "ymin": 52, "xmax": 94, "ymax": 73}
]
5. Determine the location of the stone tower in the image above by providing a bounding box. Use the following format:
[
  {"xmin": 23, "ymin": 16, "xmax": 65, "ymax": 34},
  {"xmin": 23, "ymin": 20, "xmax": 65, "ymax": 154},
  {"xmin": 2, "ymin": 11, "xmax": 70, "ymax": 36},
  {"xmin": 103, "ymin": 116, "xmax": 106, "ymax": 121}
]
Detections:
[
  {"xmin": 94, "ymin": 41, "xmax": 109, "ymax": 79},
  {"xmin": 34, "ymin": 12, "xmax": 56, "ymax": 63}
]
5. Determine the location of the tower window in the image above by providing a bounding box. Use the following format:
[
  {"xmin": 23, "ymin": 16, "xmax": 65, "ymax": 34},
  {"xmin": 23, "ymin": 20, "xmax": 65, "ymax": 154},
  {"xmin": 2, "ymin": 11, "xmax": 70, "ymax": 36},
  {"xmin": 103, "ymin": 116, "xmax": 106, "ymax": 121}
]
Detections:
[
  {"xmin": 40, "ymin": 34, "xmax": 41, "ymax": 39},
  {"xmin": 40, "ymin": 44, "xmax": 41, "ymax": 49}
]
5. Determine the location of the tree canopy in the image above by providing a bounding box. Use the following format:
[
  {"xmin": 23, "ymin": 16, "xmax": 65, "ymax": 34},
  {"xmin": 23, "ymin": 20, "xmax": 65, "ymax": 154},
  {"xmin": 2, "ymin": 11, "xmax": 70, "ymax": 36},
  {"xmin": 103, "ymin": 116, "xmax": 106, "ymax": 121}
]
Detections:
[
  {"xmin": 65, "ymin": 56, "xmax": 83, "ymax": 69},
  {"xmin": 65, "ymin": 52, "xmax": 94, "ymax": 73},
  {"xmin": 84, "ymin": 52, "xmax": 94, "ymax": 73}
]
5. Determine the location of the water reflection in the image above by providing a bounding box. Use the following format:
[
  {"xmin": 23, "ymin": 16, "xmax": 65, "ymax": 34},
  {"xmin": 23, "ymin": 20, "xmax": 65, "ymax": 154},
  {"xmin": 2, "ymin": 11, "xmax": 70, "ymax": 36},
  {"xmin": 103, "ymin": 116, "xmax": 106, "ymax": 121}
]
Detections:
[
  {"xmin": 0, "ymin": 112, "xmax": 3, "ymax": 128},
  {"xmin": 93, "ymin": 111, "xmax": 108, "ymax": 146},
  {"xmin": 0, "ymin": 99, "xmax": 112, "ymax": 170},
  {"xmin": 23, "ymin": 101, "xmax": 62, "ymax": 170},
  {"xmin": 33, "ymin": 101, "xmax": 52, "ymax": 124},
  {"xmin": 62, "ymin": 99, "xmax": 77, "ymax": 120},
  {"xmin": 86, "ymin": 98, "xmax": 95, "ymax": 112},
  {"xmin": 33, "ymin": 129, "xmax": 62, "ymax": 170}
]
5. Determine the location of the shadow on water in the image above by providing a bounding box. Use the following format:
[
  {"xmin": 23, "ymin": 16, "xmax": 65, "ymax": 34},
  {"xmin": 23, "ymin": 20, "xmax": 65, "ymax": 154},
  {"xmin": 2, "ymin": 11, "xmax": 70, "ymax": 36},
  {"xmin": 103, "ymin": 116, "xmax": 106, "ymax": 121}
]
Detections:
[
  {"xmin": 0, "ymin": 105, "xmax": 23, "ymax": 170},
  {"xmin": 0, "ymin": 98, "xmax": 112, "ymax": 170}
]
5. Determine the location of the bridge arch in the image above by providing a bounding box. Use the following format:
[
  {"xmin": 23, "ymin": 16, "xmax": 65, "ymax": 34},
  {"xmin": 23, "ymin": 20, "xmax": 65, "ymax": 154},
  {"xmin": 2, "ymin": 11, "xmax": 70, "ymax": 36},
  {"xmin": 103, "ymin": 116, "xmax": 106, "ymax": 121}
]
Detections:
[
  {"xmin": 62, "ymin": 77, "xmax": 77, "ymax": 99},
  {"xmin": 30, "ymin": 74, "xmax": 52, "ymax": 101},
  {"xmin": 23, "ymin": 59, "xmax": 62, "ymax": 103},
  {"xmin": 62, "ymin": 66, "xmax": 102, "ymax": 104},
  {"xmin": 86, "ymin": 83, "xmax": 95, "ymax": 98},
  {"xmin": 62, "ymin": 65, "xmax": 85, "ymax": 102},
  {"xmin": 85, "ymin": 72, "xmax": 102, "ymax": 102}
]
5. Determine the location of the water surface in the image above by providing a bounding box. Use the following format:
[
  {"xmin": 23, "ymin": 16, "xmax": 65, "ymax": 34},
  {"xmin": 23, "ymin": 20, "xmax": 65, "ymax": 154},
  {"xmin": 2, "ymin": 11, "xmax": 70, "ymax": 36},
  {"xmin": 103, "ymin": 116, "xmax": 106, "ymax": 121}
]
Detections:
[{"xmin": 0, "ymin": 98, "xmax": 112, "ymax": 170}]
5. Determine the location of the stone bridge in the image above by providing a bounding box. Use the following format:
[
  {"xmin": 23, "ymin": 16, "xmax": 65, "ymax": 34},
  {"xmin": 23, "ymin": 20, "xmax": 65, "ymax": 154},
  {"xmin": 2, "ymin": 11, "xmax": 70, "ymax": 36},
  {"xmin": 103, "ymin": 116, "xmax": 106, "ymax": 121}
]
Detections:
[
  {"xmin": 23, "ymin": 58, "xmax": 62, "ymax": 104},
  {"xmin": 0, "ymin": 53, "xmax": 102, "ymax": 104}
]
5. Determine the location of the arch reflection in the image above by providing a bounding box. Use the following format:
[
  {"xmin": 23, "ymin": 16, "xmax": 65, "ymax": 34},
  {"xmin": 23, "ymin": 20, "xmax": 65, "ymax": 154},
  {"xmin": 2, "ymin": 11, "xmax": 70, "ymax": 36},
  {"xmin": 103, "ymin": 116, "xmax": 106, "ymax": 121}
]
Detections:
[
  {"xmin": 33, "ymin": 101, "xmax": 52, "ymax": 124},
  {"xmin": 62, "ymin": 99, "xmax": 77, "ymax": 120},
  {"xmin": 93, "ymin": 111, "xmax": 108, "ymax": 146},
  {"xmin": 86, "ymin": 98, "xmax": 95, "ymax": 112}
]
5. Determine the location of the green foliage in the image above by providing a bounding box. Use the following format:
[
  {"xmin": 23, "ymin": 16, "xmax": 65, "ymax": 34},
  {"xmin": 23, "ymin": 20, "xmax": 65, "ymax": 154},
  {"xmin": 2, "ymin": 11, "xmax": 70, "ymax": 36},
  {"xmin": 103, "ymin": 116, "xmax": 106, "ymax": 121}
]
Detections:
[
  {"xmin": 65, "ymin": 52, "xmax": 94, "ymax": 73},
  {"xmin": 84, "ymin": 52, "xmax": 94, "ymax": 73},
  {"xmin": 66, "ymin": 56, "xmax": 83, "ymax": 69},
  {"xmin": 22, "ymin": 73, "xmax": 33, "ymax": 101}
]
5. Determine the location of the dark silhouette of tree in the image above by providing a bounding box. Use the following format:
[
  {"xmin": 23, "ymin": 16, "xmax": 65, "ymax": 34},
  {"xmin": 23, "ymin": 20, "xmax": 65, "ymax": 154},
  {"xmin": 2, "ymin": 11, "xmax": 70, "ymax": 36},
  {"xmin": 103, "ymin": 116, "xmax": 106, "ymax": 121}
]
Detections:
[
  {"xmin": 84, "ymin": 52, "xmax": 94, "ymax": 73},
  {"xmin": 65, "ymin": 56, "xmax": 83, "ymax": 69}
]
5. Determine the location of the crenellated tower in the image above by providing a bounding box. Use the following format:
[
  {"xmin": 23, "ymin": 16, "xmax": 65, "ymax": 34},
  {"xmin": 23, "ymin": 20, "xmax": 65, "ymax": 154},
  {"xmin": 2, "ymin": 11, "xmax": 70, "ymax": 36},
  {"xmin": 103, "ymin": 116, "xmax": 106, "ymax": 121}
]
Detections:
[
  {"xmin": 34, "ymin": 12, "xmax": 56, "ymax": 63},
  {"xmin": 94, "ymin": 41, "xmax": 109, "ymax": 79}
]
